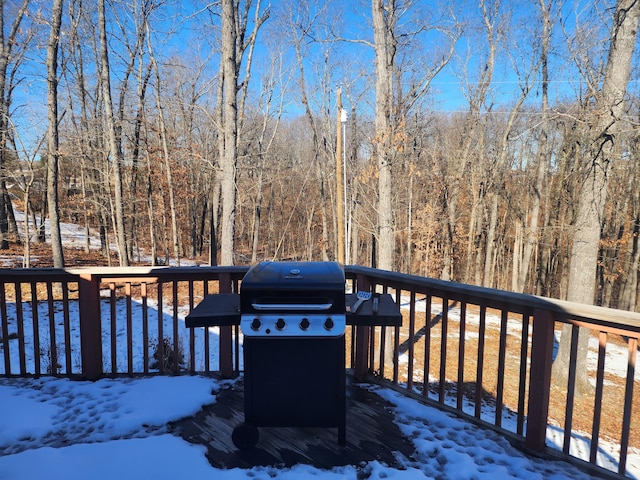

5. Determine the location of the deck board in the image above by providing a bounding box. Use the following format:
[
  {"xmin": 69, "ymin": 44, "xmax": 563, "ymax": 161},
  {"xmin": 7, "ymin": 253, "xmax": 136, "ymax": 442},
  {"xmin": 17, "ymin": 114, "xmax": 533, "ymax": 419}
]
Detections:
[{"xmin": 171, "ymin": 376, "xmax": 416, "ymax": 469}]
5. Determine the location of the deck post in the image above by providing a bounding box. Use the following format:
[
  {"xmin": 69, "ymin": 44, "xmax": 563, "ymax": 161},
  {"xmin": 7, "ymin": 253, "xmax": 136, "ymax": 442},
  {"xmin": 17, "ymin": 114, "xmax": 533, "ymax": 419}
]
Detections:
[
  {"xmin": 78, "ymin": 273, "xmax": 103, "ymax": 380},
  {"xmin": 219, "ymin": 272, "xmax": 234, "ymax": 378},
  {"xmin": 525, "ymin": 308, "xmax": 555, "ymax": 452},
  {"xmin": 354, "ymin": 274, "xmax": 372, "ymax": 380}
]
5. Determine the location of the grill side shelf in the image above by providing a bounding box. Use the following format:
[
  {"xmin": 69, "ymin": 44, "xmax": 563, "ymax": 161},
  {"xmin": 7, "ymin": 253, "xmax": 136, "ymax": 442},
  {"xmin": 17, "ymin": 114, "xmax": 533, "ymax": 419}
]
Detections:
[
  {"xmin": 185, "ymin": 294, "xmax": 241, "ymax": 327},
  {"xmin": 346, "ymin": 293, "xmax": 402, "ymax": 326},
  {"xmin": 186, "ymin": 292, "xmax": 402, "ymax": 328}
]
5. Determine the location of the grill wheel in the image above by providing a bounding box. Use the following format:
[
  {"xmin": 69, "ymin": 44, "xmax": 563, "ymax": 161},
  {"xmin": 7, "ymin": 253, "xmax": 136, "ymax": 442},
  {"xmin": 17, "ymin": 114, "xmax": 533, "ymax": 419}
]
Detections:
[{"xmin": 232, "ymin": 422, "xmax": 260, "ymax": 450}]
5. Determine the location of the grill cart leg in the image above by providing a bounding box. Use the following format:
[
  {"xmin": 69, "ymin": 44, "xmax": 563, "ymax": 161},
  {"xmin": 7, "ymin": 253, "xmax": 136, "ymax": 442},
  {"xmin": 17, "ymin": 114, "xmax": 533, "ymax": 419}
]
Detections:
[{"xmin": 232, "ymin": 423, "xmax": 259, "ymax": 450}]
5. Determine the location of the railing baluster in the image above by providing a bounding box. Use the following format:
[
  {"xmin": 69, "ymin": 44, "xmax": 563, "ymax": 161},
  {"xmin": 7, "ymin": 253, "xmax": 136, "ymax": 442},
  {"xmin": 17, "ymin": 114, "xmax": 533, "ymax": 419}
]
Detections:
[
  {"xmin": 157, "ymin": 282, "xmax": 164, "ymax": 374},
  {"xmin": 619, "ymin": 336, "xmax": 637, "ymax": 476},
  {"xmin": 16, "ymin": 283, "xmax": 26, "ymax": 374},
  {"xmin": 203, "ymin": 280, "xmax": 210, "ymax": 373},
  {"xmin": 172, "ymin": 280, "xmax": 179, "ymax": 374},
  {"xmin": 563, "ymin": 324, "xmax": 580, "ymax": 454},
  {"xmin": 590, "ymin": 331, "xmax": 607, "ymax": 464},
  {"xmin": 423, "ymin": 293, "xmax": 432, "ymax": 397},
  {"xmin": 62, "ymin": 282, "xmax": 72, "ymax": 374},
  {"xmin": 126, "ymin": 282, "xmax": 133, "ymax": 374},
  {"xmin": 218, "ymin": 272, "xmax": 233, "ymax": 378},
  {"xmin": 110, "ymin": 282, "xmax": 117, "ymax": 374},
  {"xmin": 31, "ymin": 282, "xmax": 40, "ymax": 376},
  {"xmin": 379, "ymin": 322, "xmax": 387, "ymax": 376},
  {"xmin": 517, "ymin": 313, "xmax": 530, "ymax": 435},
  {"xmin": 368, "ymin": 323, "xmax": 375, "ymax": 375},
  {"xmin": 495, "ymin": 308, "xmax": 508, "ymax": 427},
  {"xmin": 439, "ymin": 295, "xmax": 448, "ymax": 403},
  {"xmin": 1, "ymin": 282, "xmax": 10, "ymax": 374},
  {"xmin": 142, "ymin": 282, "xmax": 149, "ymax": 374},
  {"xmin": 475, "ymin": 305, "xmax": 486, "ymax": 419},
  {"xmin": 407, "ymin": 290, "xmax": 415, "ymax": 392},
  {"xmin": 378, "ymin": 285, "xmax": 388, "ymax": 377},
  {"xmin": 457, "ymin": 301, "xmax": 467, "ymax": 410},
  {"xmin": 233, "ymin": 274, "xmax": 241, "ymax": 374},
  {"xmin": 188, "ymin": 280, "xmax": 195, "ymax": 373},
  {"xmin": 393, "ymin": 288, "xmax": 401, "ymax": 385},
  {"xmin": 234, "ymin": 324, "xmax": 240, "ymax": 374},
  {"xmin": 46, "ymin": 282, "xmax": 57, "ymax": 375}
]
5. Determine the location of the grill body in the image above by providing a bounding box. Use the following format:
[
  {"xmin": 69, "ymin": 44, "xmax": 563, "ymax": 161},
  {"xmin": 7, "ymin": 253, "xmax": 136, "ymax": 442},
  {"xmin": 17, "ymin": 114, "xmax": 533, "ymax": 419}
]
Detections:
[
  {"xmin": 185, "ymin": 261, "xmax": 403, "ymax": 450},
  {"xmin": 239, "ymin": 261, "xmax": 347, "ymax": 446},
  {"xmin": 244, "ymin": 337, "xmax": 345, "ymax": 428}
]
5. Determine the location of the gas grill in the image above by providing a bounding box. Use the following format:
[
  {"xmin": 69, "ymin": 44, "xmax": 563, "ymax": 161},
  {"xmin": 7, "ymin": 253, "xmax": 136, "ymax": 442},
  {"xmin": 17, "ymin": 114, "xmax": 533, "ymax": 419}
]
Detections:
[{"xmin": 186, "ymin": 261, "xmax": 402, "ymax": 450}]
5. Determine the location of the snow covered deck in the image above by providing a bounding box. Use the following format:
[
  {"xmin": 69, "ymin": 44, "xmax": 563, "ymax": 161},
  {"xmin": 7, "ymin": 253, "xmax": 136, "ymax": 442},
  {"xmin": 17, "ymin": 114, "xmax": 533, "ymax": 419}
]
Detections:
[
  {"xmin": 0, "ymin": 374, "xmax": 607, "ymax": 479},
  {"xmin": 172, "ymin": 375, "xmax": 415, "ymax": 470}
]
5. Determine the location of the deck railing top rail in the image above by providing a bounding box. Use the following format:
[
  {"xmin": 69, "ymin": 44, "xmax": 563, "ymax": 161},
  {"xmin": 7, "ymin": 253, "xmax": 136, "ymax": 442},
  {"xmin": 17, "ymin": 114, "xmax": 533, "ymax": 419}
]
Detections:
[
  {"xmin": 347, "ymin": 265, "xmax": 640, "ymax": 335},
  {"xmin": 6, "ymin": 263, "xmax": 640, "ymax": 326}
]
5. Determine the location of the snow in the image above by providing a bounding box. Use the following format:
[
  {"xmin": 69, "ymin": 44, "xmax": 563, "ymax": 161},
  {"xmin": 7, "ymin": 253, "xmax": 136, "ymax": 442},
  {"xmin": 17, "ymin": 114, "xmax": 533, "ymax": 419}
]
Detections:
[{"xmin": 0, "ymin": 375, "xmax": 612, "ymax": 480}]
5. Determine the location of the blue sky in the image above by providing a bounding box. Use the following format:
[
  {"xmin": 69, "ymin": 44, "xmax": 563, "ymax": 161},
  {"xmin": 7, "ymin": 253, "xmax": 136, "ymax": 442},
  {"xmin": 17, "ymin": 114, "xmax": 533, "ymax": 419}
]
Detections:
[{"xmin": 7, "ymin": 0, "xmax": 632, "ymax": 154}]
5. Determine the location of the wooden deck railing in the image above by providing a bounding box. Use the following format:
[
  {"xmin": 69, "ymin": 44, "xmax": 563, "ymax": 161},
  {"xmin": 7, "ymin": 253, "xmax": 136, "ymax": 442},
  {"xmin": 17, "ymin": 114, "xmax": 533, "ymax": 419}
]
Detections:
[{"xmin": 0, "ymin": 265, "xmax": 638, "ymax": 478}]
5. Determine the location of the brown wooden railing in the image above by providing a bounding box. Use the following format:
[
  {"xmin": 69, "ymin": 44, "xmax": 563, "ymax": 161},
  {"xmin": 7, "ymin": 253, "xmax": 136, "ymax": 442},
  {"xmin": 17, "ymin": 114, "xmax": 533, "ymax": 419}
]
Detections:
[{"xmin": 0, "ymin": 265, "xmax": 638, "ymax": 478}]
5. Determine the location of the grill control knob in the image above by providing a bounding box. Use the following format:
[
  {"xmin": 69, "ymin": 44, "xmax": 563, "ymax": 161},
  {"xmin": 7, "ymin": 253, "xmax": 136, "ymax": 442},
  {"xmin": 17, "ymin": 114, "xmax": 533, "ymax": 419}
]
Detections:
[
  {"xmin": 324, "ymin": 317, "xmax": 334, "ymax": 331},
  {"xmin": 299, "ymin": 318, "xmax": 310, "ymax": 331},
  {"xmin": 275, "ymin": 318, "xmax": 286, "ymax": 331},
  {"xmin": 250, "ymin": 318, "xmax": 261, "ymax": 331}
]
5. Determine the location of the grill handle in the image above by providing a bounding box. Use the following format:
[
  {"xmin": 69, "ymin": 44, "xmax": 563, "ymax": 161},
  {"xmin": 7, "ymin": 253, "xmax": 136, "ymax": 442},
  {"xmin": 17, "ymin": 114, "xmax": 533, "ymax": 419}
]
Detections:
[{"xmin": 251, "ymin": 302, "xmax": 333, "ymax": 311}]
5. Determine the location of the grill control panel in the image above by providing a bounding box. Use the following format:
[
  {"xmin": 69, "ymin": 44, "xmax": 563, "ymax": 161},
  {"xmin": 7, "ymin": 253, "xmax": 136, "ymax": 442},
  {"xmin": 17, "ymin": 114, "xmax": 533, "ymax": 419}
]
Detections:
[{"xmin": 241, "ymin": 314, "xmax": 346, "ymax": 337}]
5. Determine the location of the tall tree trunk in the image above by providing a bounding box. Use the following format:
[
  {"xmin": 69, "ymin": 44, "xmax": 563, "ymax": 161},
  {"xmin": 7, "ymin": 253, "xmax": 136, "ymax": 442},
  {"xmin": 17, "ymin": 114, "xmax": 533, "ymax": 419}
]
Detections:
[
  {"xmin": 46, "ymin": 0, "xmax": 65, "ymax": 268},
  {"xmin": 98, "ymin": 0, "xmax": 129, "ymax": 266},
  {"xmin": 219, "ymin": 0, "xmax": 238, "ymax": 265},
  {"xmin": 553, "ymin": 0, "xmax": 640, "ymax": 395},
  {"xmin": 372, "ymin": 0, "xmax": 396, "ymax": 271}
]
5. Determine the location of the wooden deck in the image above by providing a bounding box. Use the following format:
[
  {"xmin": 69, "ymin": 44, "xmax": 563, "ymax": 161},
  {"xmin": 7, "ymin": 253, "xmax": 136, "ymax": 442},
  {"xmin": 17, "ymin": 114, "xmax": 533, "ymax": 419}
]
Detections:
[{"xmin": 171, "ymin": 375, "xmax": 416, "ymax": 470}]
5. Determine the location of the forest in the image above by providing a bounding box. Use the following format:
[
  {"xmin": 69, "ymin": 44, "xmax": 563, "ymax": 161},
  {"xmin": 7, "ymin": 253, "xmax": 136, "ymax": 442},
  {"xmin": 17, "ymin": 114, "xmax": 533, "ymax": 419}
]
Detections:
[{"xmin": 1, "ymin": 0, "xmax": 639, "ymax": 312}]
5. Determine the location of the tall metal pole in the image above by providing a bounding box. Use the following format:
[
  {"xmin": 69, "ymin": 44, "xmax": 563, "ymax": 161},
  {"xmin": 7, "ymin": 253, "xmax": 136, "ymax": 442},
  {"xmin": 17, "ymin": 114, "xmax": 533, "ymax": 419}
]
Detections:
[
  {"xmin": 335, "ymin": 88, "xmax": 345, "ymax": 264},
  {"xmin": 341, "ymin": 108, "xmax": 348, "ymax": 264}
]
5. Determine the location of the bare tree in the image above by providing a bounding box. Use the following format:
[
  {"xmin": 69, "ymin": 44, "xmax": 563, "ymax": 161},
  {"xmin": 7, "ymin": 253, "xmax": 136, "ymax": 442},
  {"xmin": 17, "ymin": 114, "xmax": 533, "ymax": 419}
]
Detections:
[
  {"xmin": 249, "ymin": 54, "xmax": 288, "ymax": 262},
  {"xmin": 481, "ymin": 1, "xmax": 540, "ymax": 288},
  {"xmin": 146, "ymin": 14, "xmax": 181, "ymax": 266},
  {"xmin": 553, "ymin": 0, "xmax": 640, "ymax": 395},
  {"xmin": 46, "ymin": 0, "xmax": 65, "ymax": 267},
  {"xmin": 7, "ymin": 117, "xmax": 46, "ymax": 267},
  {"xmin": 217, "ymin": 0, "xmax": 268, "ymax": 265},
  {"xmin": 98, "ymin": 0, "xmax": 129, "ymax": 266},
  {"xmin": 286, "ymin": 0, "xmax": 334, "ymax": 262},
  {"xmin": 513, "ymin": 0, "xmax": 554, "ymax": 293},
  {"xmin": 0, "ymin": 0, "xmax": 30, "ymax": 250}
]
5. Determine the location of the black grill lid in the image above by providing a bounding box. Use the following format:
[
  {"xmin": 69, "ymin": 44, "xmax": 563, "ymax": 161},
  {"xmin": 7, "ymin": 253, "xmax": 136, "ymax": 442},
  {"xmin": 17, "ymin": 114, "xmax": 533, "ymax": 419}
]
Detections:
[{"xmin": 240, "ymin": 261, "xmax": 345, "ymax": 313}]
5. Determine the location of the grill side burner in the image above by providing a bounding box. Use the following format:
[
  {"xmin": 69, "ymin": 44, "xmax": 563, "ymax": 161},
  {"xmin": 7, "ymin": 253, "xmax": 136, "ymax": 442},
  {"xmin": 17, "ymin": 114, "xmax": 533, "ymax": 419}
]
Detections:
[{"xmin": 185, "ymin": 261, "xmax": 402, "ymax": 450}]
